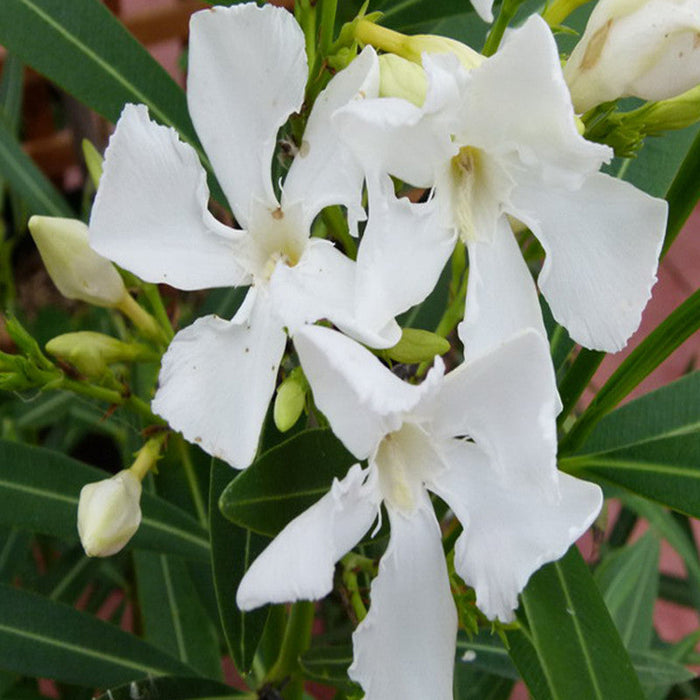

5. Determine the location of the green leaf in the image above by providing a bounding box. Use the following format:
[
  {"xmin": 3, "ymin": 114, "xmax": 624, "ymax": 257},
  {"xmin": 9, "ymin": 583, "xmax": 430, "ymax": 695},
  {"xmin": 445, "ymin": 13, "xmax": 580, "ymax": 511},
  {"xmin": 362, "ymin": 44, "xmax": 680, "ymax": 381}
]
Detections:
[
  {"xmin": 210, "ymin": 459, "xmax": 268, "ymax": 675},
  {"xmin": 0, "ymin": 439, "xmax": 210, "ymax": 560},
  {"xmin": 134, "ymin": 551, "xmax": 223, "ymax": 680},
  {"xmin": 453, "ymin": 669, "xmax": 514, "ymax": 700},
  {"xmin": 561, "ymin": 289, "xmax": 700, "ymax": 451},
  {"xmin": 455, "ymin": 631, "xmax": 518, "ymax": 680},
  {"xmin": 95, "ymin": 677, "xmax": 245, "ymax": 700},
  {"xmin": 594, "ymin": 532, "xmax": 659, "ymax": 649},
  {"xmin": 506, "ymin": 629, "xmax": 554, "ymax": 700},
  {"xmin": 0, "ymin": 583, "xmax": 196, "ymax": 687},
  {"xmin": 562, "ymin": 373, "xmax": 700, "ymax": 517},
  {"xmin": 629, "ymin": 649, "xmax": 695, "ymax": 695},
  {"xmin": 520, "ymin": 546, "xmax": 644, "ymax": 699},
  {"xmin": 0, "ymin": 116, "xmax": 72, "ymax": 217},
  {"xmin": 0, "ymin": 0, "xmax": 202, "ymax": 157},
  {"xmin": 219, "ymin": 429, "xmax": 357, "ymax": 536},
  {"xmin": 373, "ymin": 0, "xmax": 477, "ymax": 30},
  {"xmin": 299, "ymin": 645, "xmax": 360, "ymax": 695}
]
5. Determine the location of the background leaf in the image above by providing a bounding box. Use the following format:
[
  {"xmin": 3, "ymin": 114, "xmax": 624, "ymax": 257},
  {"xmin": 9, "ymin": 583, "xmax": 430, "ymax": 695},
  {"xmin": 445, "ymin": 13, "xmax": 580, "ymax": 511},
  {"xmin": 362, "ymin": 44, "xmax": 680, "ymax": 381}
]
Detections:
[
  {"xmin": 0, "ymin": 439, "xmax": 210, "ymax": 560},
  {"xmin": 209, "ymin": 459, "xmax": 268, "ymax": 675},
  {"xmin": 519, "ymin": 546, "xmax": 645, "ymax": 699},
  {"xmin": 0, "ymin": 583, "xmax": 197, "ymax": 687},
  {"xmin": 219, "ymin": 429, "xmax": 357, "ymax": 536}
]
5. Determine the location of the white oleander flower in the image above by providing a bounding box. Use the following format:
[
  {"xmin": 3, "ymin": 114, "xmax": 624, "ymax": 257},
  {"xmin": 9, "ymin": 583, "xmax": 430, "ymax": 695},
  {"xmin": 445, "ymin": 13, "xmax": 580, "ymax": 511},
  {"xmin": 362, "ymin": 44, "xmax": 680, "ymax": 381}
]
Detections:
[
  {"xmin": 89, "ymin": 3, "xmax": 430, "ymax": 469},
  {"xmin": 237, "ymin": 325, "xmax": 602, "ymax": 700},
  {"xmin": 564, "ymin": 0, "xmax": 700, "ymax": 113},
  {"xmin": 337, "ymin": 15, "xmax": 667, "ymax": 357},
  {"xmin": 77, "ymin": 470, "xmax": 142, "ymax": 557}
]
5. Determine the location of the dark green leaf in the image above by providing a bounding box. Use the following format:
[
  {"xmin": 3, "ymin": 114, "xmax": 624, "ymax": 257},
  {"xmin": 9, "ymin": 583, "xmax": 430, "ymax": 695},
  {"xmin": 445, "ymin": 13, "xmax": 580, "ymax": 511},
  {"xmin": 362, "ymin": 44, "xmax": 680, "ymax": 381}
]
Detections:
[
  {"xmin": 219, "ymin": 429, "xmax": 356, "ymax": 536},
  {"xmin": 520, "ymin": 546, "xmax": 644, "ymax": 699},
  {"xmin": 299, "ymin": 645, "xmax": 360, "ymax": 695},
  {"xmin": 0, "ymin": 583, "xmax": 196, "ymax": 687},
  {"xmin": 455, "ymin": 631, "xmax": 518, "ymax": 680},
  {"xmin": 374, "ymin": 0, "xmax": 476, "ymax": 30},
  {"xmin": 0, "ymin": 439, "xmax": 210, "ymax": 560},
  {"xmin": 210, "ymin": 459, "xmax": 268, "ymax": 675},
  {"xmin": 95, "ymin": 677, "xmax": 244, "ymax": 700},
  {"xmin": 594, "ymin": 532, "xmax": 659, "ymax": 649},
  {"xmin": 506, "ymin": 629, "xmax": 553, "ymax": 700},
  {"xmin": 0, "ymin": 116, "xmax": 72, "ymax": 217},
  {"xmin": 134, "ymin": 551, "xmax": 223, "ymax": 680},
  {"xmin": 629, "ymin": 649, "xmax": 695, "ymax": 694},
  {"xmin": 562, "ymin": 373, "xmax": 700, "ymax": 517},
  {"xmin": 0, "ymin": 0, "xmax": 201, "ymax": 155}
]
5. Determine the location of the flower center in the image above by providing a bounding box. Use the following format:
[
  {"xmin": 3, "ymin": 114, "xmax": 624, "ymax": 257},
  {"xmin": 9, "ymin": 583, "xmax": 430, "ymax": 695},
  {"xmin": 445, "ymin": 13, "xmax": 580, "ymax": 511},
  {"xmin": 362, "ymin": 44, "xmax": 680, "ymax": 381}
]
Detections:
[
  {"xmin": 450, "ymin": 145, "xmax": 484, "ymax": 243},
  {"xmin": 249, "ymin": 202, "xmax": 307, "ymax": 282},
  {"xmin": 374, "ymin": 422, "xmax": 438, "ymax": 514}
]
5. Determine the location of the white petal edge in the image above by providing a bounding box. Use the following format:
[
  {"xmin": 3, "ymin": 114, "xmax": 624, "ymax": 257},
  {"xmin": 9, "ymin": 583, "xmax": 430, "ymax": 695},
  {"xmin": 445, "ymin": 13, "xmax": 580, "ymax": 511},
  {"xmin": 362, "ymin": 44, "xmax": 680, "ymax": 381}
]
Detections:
[
  {"xmin": 430, "ymin": 440, "xmax": 603, "ymax": 622},
  {"xmin": 510, "ymin": 170, "xmax": 667, "ymax": 352},
  {"xmin": 294, "ymin": 325, "xmax": 439, "ymax": 459},
  {"xmin": 433, "ymin": 329, "xmax": 559, "ymax": 493},
  {"xmin": 348, "ymin": 496, "xmax": 457, "ymax": 700},
  {"xmin": 282, "ymin": 46, "xmax": 379, "ymax": 234},
  {"xmin": 90, "ymin": 104, "xmax": 250, "ymax": 290},
  {"xmin": 356, "ymin": 174, "xmax": 456, "ymax": 334},
  {"xmin": 237, "ymin": 464, "xmax": 379, "ymax": 610},
  {"xmin": 187, "ymin": 4, "xmax": 307, "ymax": 225},
  {"xmin": 152, "ymin": 288, "xmax": 286, "ymax": 469},
  {"xmin": 458, "ymin": 216, "xmax": 547, "ymax": 361},
  {"xmin": 269, "ymin": 238, "xmax": 401, "ymax": 348}
]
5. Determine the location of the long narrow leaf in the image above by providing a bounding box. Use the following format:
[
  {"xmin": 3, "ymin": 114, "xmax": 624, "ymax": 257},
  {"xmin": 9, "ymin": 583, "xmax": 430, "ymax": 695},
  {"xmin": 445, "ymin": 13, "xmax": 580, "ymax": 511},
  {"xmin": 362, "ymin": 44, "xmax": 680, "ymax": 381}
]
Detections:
[
  {"xmin": 520, "ymin": 546, "xmax": 644, "ymax": 699},
  {"xmin": 0, "ymin": 583, "xmax": 196, "ymax": 687},
  {"xmin": 0, "ymin": 116, "xmax": 72, "ymax": 217},
  {"xmin": 0, "ymin": 439, "xmax": 210, "ymax": 560}
]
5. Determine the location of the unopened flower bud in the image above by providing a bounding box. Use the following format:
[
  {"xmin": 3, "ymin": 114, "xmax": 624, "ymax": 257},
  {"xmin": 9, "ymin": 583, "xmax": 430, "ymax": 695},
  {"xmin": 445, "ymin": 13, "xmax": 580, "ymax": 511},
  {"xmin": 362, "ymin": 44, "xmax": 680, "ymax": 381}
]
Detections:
[
  {"xmin": 564, "ymin": 0, "xmax": 700, "ymax": 113},
  {"xmin": 273, "ymin": 370, "xmax": 307, "ymax": 433},
  {"xmin": 355, "ymin": 20, "xmax": 483, "ymax": 71},
  {"xmin": 383, "ymin": 328, "xmax": 450, "ymax": 364},
  {"xmin": 379, "ymin": 54, "xmax": 428, "ymax": 106},
  {"xmin": 29, "ymin": 216, "xmax": 126, "ymax": 307},
  {"xmin": 77, "ymin": 470, "xmax": 142, "ymax": 557},
  {"xmin": 46, "ymin": 332, "xmax": 157, "ymax": 378}
]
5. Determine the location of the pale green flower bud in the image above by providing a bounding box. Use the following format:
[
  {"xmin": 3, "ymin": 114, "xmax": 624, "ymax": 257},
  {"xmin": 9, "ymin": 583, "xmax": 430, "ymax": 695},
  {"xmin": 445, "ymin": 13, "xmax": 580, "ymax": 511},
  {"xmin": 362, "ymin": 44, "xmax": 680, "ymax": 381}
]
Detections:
[
  {"xmin": 383, "ymin": 328, "xmax": 450, "ymax": 364},
  {"xmin": 636, "ymin": 84, "xmax": 700, "ymax": 132},
  {"xmin": 273, "ymin": 370, "xmax": 307, "ymax": 433},
  {"xmin": 46, "ymin": 332, "xmax": 158, "ymax": 378},
  {"xmin": 379, "ymin": 54, "xmax": 428, "ymax": 106},
  {"xmin": 29, "ymin": 216, "xmax": 126, "ymax": 307},
  {"xmin": 77, "ymin": 470, "xmax": 142, "ymax": 557},
  {"xmin": 564, "ymin": 0, "xmax": 700, "ymax": 113}
]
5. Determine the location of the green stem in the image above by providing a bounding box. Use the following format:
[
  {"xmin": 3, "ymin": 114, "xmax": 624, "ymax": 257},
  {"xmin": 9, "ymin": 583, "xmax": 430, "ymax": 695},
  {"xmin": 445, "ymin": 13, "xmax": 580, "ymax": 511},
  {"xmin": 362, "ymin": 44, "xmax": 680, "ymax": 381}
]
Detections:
[
  {"xmin": 115, "ymin": 292, "xmax": 166, "ymax": 344},
  {"xmin": 175, "ymin": 435, "xmax": 207, "ymax": 528},
  {"xmin": 483, "ymin": 0, "xmax": 528, "ymax": 57},
  {"xmin": 321, "ymin": 206, "xmax": 357, "ymax": 259},
  {"xmin": 318, "ymin": 0, "xmax": 338, "ymax": 58},
  {"xmin": 141, "ymin": 283, "xmax": 174, "ymax": 342},
  {"xmin": 355, "ymin": 19, "xmax": 407, "ymax": 56},
  {"xmin": 541, "ymin": 0, "xmax": 593, "ymax": 26},
  {"xmin": 265, "ymin": 601, "xmax": 315, "ymax": 699},
  {"xmin": 341, "ymin": 556, "xmax": 368, "ymax": 623}
]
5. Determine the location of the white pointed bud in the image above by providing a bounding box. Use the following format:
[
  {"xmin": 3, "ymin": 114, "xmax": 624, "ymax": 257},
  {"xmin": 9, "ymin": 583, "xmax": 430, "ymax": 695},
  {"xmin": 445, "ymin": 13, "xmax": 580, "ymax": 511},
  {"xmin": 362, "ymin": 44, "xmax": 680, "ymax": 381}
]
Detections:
[
  {"xmin": 29, "ymin": 216, "xmax": 126, "ymax": 307},
  {"xmin": 77, "ymin": 470, "xmax": 142, "ymax": 557},
  {"xmin": 564, "ymin": 0, "xmax": 700, "ymax": 113},
  {"xmin": 379, "ymin": 54, "xmax": 428, "ymax": 106}
]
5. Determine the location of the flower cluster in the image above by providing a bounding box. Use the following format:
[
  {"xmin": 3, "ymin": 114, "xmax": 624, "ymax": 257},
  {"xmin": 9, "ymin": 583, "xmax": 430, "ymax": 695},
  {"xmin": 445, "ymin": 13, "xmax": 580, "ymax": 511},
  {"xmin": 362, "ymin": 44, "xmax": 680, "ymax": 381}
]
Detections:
[{"xmin": 62, "ymin": 1, "xmax": 686, "ymax": 697}]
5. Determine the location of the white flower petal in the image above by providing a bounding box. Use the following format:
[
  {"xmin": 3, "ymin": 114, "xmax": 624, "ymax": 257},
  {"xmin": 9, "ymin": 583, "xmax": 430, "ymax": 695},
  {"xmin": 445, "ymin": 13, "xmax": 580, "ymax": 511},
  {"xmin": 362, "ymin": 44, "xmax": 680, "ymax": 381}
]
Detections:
[
  {"xmin": 293, "ymin": 325, "xmax": 434, "ymax": 459},
  {"xmin": 90, "ymin": 104, "xmax": 250, "ymax": 290},
  {"xmin": 282, "ymin": 47, "xmax": 379, "ymax": 232},
  {"xmin": 355, "ymin": 175, "xmax": 456, "ymax": 333},
  {"xmin": 458, "ymin": 217, "xmax": 547, "ymax": 360},
  {"xmin": 188, "ymin": 4, "xmax": 307, "ymax": 225},
  {"xmin": 510, "ymin": 171, "xmax": 667, "ymax": 351},
  {"xmin": 334, "ymin": 55, "xmax": 463, "ymax": 189},
  {"xmin": 269, "ymin": 238, "xmax": 400, "ymax": 348},
  {"xmin": 460, "ymin": 15, "xmax": 610, "ymax": 188},
  {"xmin": 433, "ymin": 330, "xmax": 559, "ymax": 492},
  {"xmin": 471, "ymin": 0, "xmax": 495, "ymax": 22},
  {"xmin": 430, "ymin": 441, "xmax": 602, "ymax": 622},
  {"xmin": 152, "ymin": 288, "xmax": 286, "ymax": 469},
  {"xmin": 349, "ymin": 497, "xmax": 457, "ymax": 700},
  {"xmin": 237, "ymin": 464, "xmax": 379, "ymax": 610}
]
